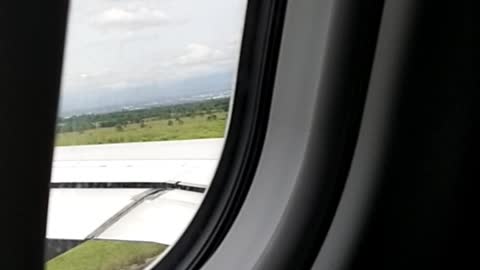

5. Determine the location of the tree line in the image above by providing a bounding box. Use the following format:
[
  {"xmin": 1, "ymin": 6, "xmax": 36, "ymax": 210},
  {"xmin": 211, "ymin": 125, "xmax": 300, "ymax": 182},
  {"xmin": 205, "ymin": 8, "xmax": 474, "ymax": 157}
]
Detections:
[{"xmin": 57, "ymin": 98, "xmax": 229, "ymax": 133}]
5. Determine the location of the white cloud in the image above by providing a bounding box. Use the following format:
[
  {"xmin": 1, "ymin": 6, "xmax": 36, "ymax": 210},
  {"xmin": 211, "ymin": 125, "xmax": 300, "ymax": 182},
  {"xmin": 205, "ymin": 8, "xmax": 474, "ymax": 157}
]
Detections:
[
  {"xmin": 63, "ymin": 42, "xmax": 237, "ymax": 94},
  {"xmin": 176, "ymin": 43, "xmax": 227, "ymax": 66},
  {"xmin": 94, "ymin": 7, "xmax": 172, "ymax": 29},
  {"xmin": 61, "ymin": 0, "xmax": 246, "ymax": 99}
]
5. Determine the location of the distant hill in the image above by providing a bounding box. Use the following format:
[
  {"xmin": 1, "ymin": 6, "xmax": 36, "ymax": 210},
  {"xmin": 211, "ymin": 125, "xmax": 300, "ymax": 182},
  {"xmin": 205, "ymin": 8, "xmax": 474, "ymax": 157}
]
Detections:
[{"xmin": 59, "ymin": 72, "xmax": 234, "ymax": 117}]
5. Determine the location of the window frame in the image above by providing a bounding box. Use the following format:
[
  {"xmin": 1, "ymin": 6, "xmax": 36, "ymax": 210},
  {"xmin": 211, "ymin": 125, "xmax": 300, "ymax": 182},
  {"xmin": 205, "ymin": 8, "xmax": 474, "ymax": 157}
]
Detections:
[
  {"xmin": 200, "ymin": 0, "xmax": 385, "ymax": 269},
  {"xmin": 0, "ymin": 0, "xmax": 69, "ymax": 268}
]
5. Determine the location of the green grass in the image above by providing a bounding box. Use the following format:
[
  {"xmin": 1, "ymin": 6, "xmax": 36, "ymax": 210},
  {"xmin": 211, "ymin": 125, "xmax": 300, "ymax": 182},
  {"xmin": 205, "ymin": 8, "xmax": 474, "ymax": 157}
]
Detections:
[
  {"xmin": 55, "ymin": 112, "xmax": 227, "ymax": 146},
  {"xmin": 45, "ymin": 240, "xmax": 168, "ymax": 270}
]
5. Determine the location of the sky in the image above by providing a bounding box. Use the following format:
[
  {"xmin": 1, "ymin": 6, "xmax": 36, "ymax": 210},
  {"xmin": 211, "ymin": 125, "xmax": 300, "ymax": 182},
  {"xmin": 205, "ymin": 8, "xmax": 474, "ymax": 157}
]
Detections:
[{"xmin": 59, "ymin": 0, "xmax": 247, "ymax": 113}]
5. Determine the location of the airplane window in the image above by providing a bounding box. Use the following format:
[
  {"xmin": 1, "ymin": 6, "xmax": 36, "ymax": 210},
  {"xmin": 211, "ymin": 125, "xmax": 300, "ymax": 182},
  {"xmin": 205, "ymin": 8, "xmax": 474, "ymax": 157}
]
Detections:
[{"xmin": 44, "ymin": 0, "xmax": 247, "ymax": 269}]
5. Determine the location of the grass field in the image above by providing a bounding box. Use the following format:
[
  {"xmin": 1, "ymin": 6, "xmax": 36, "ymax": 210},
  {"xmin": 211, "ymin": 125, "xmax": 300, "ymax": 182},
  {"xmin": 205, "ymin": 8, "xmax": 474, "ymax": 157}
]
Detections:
[
  {"xmin": 55, "ymin": 112, "xmax": 227, "ymax": 146},
  {"xmin": 46, "ymin": 240, "xmax": 167, "ymax": 270}
]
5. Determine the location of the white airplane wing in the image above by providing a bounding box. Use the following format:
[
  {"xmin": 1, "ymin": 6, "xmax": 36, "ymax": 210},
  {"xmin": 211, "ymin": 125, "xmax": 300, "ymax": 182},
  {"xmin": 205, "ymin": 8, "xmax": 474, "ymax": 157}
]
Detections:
[{"xmin": 46, "ymin": 138, "xmax": 223, "ymax": 259}]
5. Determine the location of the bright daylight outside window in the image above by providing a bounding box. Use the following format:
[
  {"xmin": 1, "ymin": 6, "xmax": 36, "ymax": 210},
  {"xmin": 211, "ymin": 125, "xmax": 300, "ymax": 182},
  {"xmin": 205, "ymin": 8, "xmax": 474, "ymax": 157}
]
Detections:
[{"xmin": 44, "ymin": 0, "xmax": 247, "ymax": 269}]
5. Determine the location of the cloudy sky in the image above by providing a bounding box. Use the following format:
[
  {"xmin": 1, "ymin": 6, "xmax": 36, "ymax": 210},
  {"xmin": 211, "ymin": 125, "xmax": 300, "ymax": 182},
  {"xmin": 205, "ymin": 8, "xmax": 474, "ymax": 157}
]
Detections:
[{"xmin": 61, "ymin": 0, "xmax": 247, "ymax": 97}]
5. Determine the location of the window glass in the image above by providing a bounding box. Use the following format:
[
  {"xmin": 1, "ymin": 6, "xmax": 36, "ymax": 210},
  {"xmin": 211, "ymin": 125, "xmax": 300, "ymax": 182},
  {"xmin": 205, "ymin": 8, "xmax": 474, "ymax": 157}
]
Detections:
[{"xmin": 45, "ymin": 0, "xmax": 247, "ymax": 269}]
